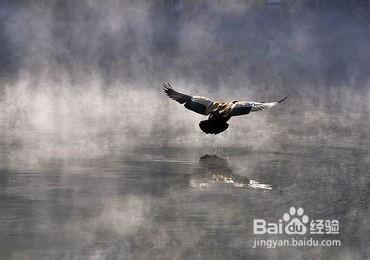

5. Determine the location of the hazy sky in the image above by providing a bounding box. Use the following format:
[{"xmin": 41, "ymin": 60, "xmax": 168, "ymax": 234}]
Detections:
[
  {"xmin": 1, "ymin": 1, "xmax": 370, "ymax": 86},
  {"xmin": 1, "ymin": 0, "xmax": 369, "ymax": 158}
]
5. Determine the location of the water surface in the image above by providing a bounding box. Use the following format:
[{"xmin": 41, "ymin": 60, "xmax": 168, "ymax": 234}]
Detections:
[{"xmin": 0, "ymin": 143, "xmax": 369, "ymax": 259}]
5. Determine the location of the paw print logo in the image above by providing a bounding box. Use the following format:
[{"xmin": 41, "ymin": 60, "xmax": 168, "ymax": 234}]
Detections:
[{"xmin": 283, "ymin": 207, "xmax": 309, "ymax": 235}]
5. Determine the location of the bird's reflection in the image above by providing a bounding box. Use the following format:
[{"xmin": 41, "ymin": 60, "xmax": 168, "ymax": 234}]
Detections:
[{"xmin": 186, "ymin": 154, "xmax": 273, "ymax": 190}]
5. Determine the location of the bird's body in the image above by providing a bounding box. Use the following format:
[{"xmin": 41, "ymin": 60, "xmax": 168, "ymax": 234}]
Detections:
[{"xmin": 163, "ymin": 83, "xmax": 286, "ymax": 134}]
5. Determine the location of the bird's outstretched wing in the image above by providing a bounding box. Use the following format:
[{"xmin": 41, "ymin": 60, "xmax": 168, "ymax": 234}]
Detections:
[
  {"xmin": 163, "ymin": 83, "xmax": 191, "ymax": 104},
  {"xmin": 163, "ymin": 83, "xmax": 214, "ymax": 115},
  {"xmin": 231, "ymin": 96, "xmax": 287, "ymax": 116}
]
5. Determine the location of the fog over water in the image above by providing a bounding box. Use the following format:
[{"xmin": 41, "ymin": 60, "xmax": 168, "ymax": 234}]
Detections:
[{"xmin": 0, "ymin": 1, "xmax": 369, "ymax": 259}]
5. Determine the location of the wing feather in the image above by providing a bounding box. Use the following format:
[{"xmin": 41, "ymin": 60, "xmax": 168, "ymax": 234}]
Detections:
[
  {"xmin": 163, "ymin": 83, "xmax": 214, "ymax": 115},
  {"xmin": 231, "ymin": 96, "xmax": 287, "ymax": 116},
  {"xmin": 163, "ymin": 83, "xmax": 191, "ymax": 104}
]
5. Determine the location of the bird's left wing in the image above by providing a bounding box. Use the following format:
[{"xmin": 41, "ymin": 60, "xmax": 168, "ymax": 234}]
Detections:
[
  {"xmin": 163, "ymin": 83, "xmax": 214, "ymax": 115},
  {"xmin": 231, "ymin": 96, "xmax": 287, "ymax": 116}
]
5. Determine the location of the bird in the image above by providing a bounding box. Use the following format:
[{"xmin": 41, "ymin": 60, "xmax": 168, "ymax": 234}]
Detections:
[{"xmin": 163, "ymin": 83, "xmax": 287, "ymax": 135}]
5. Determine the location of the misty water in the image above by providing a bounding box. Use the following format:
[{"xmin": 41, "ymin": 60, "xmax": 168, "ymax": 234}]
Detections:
[{"xmin": 0, "ymin": 139, "xmax": 369, "ymax": 259}]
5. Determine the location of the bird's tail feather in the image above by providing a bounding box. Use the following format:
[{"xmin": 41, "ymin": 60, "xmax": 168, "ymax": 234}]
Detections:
[{"xmin": 199, "ymin": 119, "xmax": 229, "ymax": 135}]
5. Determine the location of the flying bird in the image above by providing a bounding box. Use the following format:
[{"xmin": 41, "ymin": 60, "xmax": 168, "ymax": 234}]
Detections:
[{"xmin": 163, "ymin": 83, "xmax": 287, "ymax": 135}]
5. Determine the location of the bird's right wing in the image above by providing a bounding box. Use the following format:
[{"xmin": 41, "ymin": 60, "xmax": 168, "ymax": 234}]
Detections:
[
  {"xmin": 248, "ymin": 96, "xmax": 287, "ymax": 111},
  {"xmin": 163, "ymin": 83, "xmax": 214, "ymax": 115},
  {"xmin": 231, "ymin": 97, "xmax": 287, "ymax": 116}
]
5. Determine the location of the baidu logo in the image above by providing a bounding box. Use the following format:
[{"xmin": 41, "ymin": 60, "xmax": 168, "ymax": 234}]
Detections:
[
  {"xmin": 253, "ymin": 206, "xmax": 339, "ymax": 235},
  {"xmin": 254, "ymin": 206, "xmax": 309, "ymax": 235},
  {"xmin": 252, "ymin": 206, "xmax": 341, "ymax": 248}
]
